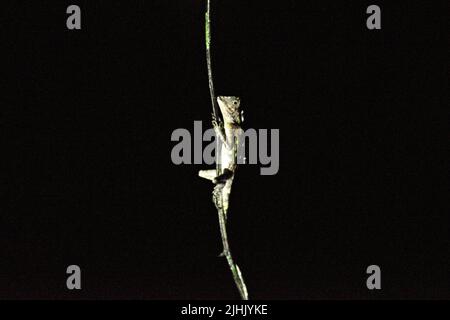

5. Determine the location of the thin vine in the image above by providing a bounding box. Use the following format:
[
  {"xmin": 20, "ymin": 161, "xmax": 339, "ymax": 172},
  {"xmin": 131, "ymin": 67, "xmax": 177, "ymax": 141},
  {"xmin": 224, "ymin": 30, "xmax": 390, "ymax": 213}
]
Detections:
[{"xmin": 204, "ymin": 0, "xmax": 249, "ymax": 300}]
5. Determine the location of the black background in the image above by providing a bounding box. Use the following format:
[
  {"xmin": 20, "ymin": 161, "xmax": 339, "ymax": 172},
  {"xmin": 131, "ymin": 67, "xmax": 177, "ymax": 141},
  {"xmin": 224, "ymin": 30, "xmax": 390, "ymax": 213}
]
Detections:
[{"xmin": 1, "ymin": 1, "xmax": 448, "ymax": 299}]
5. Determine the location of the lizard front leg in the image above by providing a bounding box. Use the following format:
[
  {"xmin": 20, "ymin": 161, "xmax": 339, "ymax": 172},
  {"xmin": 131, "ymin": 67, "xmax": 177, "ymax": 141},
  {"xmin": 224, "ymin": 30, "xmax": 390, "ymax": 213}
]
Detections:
[{"xmin": 212, "ymin": 114, "xmax": 231, "ymax": 150}]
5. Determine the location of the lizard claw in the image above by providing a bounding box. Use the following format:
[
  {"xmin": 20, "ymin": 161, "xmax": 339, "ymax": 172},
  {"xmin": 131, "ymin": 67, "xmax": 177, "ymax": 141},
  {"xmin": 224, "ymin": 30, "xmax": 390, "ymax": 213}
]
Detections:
[
  {"xmin": 212, "ymin": 113, "xmax": 223, "ymax": 129},
  {"xmin": 211, "ymin": 113, "xmax": 218, "ymax": 127}
]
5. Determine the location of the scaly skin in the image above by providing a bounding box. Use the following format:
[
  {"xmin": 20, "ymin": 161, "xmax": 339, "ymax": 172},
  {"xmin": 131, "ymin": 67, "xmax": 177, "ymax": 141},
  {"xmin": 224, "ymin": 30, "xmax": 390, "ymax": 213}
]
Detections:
[{"xmin": 199, "ymin": 96, "xmax": 244, "ymax": 219}]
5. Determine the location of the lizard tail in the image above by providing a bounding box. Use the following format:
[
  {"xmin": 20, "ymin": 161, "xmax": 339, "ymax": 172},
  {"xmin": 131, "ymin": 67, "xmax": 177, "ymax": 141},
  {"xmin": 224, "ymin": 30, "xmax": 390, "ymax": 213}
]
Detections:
[{"xmin": 213, "ymin": 185, "xmax": 229, "ymax": 257}]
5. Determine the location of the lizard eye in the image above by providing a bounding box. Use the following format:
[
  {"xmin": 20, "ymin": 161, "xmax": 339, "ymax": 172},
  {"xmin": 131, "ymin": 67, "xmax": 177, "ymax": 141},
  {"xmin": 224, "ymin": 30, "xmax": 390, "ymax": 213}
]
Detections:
[{"xmin": 233, "ymin": 101, "xmax": 238, "ymax": 105}]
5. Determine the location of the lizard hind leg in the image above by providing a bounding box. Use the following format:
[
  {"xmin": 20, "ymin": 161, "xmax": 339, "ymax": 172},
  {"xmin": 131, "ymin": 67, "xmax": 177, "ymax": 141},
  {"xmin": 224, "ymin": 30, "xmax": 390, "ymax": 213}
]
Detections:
[
  {"xmin": 198, "ymin": 169, "xmax": 216, "ymax": 182},
  {"xmin": 212, "ymin": 183, "xmax": 229, "ymax": 221},
  {"xmin": 212, "ymin": 185, "xmax": 227, "ymax": 217},
  {"xmin": 212, "ymin": 168, "xmax": 233, "ymax": 184},
  {"xmin": 212, "ymin": 184, "xmax": 224, "ymax": 210}
]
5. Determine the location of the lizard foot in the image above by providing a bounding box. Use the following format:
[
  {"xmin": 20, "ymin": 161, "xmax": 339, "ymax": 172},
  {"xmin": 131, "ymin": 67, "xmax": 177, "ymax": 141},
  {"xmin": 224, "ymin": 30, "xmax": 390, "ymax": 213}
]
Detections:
[{"xmin": 218, "ymin": 249, "xmax": 229, "ymax": 258}]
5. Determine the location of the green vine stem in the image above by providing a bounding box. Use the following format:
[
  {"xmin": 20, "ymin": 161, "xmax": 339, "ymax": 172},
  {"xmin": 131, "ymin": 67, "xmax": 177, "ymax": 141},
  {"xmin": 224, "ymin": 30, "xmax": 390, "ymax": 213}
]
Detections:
[{"xmin": 204, "ymin": 0, "xmax": 249, "ymax": 300}]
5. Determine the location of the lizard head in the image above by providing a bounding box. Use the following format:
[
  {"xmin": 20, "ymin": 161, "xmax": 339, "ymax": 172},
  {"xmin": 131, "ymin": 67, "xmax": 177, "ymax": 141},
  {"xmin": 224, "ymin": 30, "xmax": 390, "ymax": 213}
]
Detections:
[{"xmin": 217, "ymin": 96, "xmax": 244, "ymax": 125}]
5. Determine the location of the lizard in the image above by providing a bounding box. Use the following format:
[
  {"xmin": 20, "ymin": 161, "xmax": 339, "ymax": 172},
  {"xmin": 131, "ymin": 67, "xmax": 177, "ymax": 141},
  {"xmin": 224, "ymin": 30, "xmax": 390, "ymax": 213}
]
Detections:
[{"xmin": 198, "ymin": 96, "xmax": 244, "ymax": 222}]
